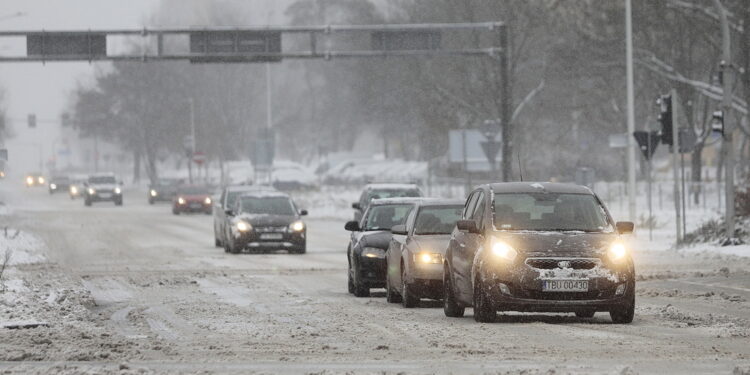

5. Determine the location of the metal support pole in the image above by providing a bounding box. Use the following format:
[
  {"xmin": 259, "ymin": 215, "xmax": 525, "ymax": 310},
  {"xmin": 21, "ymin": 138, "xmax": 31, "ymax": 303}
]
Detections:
[
  {"xmin": 188, "ymin": 97, "xmax": 195, "ymax": 184},
  {"xmin": 499, "ymin": 24, "xmax": 512, "ymax": 182},
  {"xmin": 648, "ymin": 145, "xmax": 653, "ymax": 241},
  {"xmin": 671, "ymin": 89, "xmax": 682, "ymax": 245},
  {"xmin": 625, "ymin": 0, "xmax": 637, "ymax": 222},
  {"xmin": 681, "ymin": 152, "xmax": 687, "ymax": 238}
]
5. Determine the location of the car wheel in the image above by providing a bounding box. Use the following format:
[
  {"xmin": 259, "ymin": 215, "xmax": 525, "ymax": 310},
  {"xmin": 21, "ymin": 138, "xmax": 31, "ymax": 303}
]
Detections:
[
  {"xmin": 84, "ymin": 199, "xmax": 92, "ymax": 207},
  {"xmin": 172, "ymin": 209, "xmax": 180, "ymax": 215},
  {"xmin": 610, "ymin": 284, "xmax": 635, "ymax": 324},
  {"xmin": 443, "ymin": 267, "xmax": 465, "ymax": 318},
  {"xmin": 352, "ymin": 262, "xmax": 370, "ymax": 297},
  {"xmin": 385, "ymin": 273, "xmax": 401, "ymax": 303},
  {"xmin": 215, "ymin": 237, "xmax": 222, "ymax": 248},
  {"xmin": 401, "ymin": 267, "xmax": 419, "ymax": 308},
  {"xmin": 115, "ymin": 199, "xmax": 123, "ymax": 206},
  {"xmin": 347, "ymin": 265, "xmax": 355, "ymax": 294},
  {"xmin": 575, "ymin": 310, "xmax": 596, "ymax": 318},
  {"xmin": 473, "ymin": 277, "xmax": 496, "ymax": 323},
  {"xmin": 148, "ymin": 198, "xmax": 154, "ymax": 205},
  {"xmin": 293, "ymin": 246, "xmax": 306, "ymax": 254},
  {"xmin": 223, "ymin": 236, "xmax": 231, "ymax": 253}
]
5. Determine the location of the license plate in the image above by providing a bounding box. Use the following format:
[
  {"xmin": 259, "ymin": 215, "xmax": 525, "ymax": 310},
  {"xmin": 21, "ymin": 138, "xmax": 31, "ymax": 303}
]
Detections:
[
  {"xmin": 542, "ymin": 279, "xmax": 589, "ymax": 292},
  {"xmin": 189, "ymin": 203, "xmax": 201, "ymax": 209},
  {"xmin": 99, "ymin": 193, "xmax": 112, "ymax": 199},
  {"xmin": 260, "ymin": 233, "xmax": 283, "ymax": 240}
]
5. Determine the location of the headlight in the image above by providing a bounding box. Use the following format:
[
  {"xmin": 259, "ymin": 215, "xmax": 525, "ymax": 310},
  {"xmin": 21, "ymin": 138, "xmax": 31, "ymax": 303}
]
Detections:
[
  {"xmin": 177, "ymin": 197, "xmax": 186, "ymax": 205},
  {"xmin": 608, "ymin": 243, "xmax": 628, "ymax": 263},
  {"xmin": 150, "ymin": 189, "xmax": 157, "ymax": 197},
  {"xmin": 87, "ymin": 188, "xmax": 96, "ymax": 195},
  {"xmin": 204, "ymin": 197, "xmax": 212, "ymax": 205},
  {"xmin": 70, "ymin": 186, "xmax": 78, "ymax": 194},
  {"xmin": 414, "ymin": 252, "xmax": 442, "ymax": 264},
  {"xmin": 26, "ymin": 177, "xmax": 34, "ymax": 185},
  {"xmin": 236, "ymin": 221, "xmax": 252, "ymax": 232},
  {"xmin": 50, "ymin": 184, "xmax": 57, "ymax": 189},
  {"xmin": 289, "ymin": 220, "xmax": 305, "ymax": 232},
  {"xmin": 114, "ymin": 187, "xmax": 122, "ymax": 194},
  {"xmin": 38, "ymin": 177, "xmax": 45, "ymax": 184},
  {"xmin": 362, "ymin": 247, "xmax": 386, "ymax": 259},
  {"xmin": 490, "ymin": 239, "xmax": 518, "ymax": 261}
]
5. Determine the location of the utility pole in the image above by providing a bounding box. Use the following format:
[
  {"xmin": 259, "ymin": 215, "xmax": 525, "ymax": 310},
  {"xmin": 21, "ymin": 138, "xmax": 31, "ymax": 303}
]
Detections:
[
  {"xmin": 713, "ymin": 0, "xmax": 735, "ymax": 240},
  {"xmin": 188, "ymin": 97, "xmax": 195, "ymax": 184},
  {"xmin": 499, "ymin": 24, "xmax": 512, "ymax": 182},
  {"xmin": 625, "ymin": 0, "xmax": 637, "ymax": 222},
  {"xmin": 671, "ymin": 89, "xmax": 682, "ymax": 243}
]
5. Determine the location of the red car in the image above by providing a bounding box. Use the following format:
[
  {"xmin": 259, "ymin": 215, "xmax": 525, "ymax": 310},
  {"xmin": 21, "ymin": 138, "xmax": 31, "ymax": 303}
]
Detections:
[{"xmin": 172, "ymin": 185, "xmax": 213, "ymax": 215}]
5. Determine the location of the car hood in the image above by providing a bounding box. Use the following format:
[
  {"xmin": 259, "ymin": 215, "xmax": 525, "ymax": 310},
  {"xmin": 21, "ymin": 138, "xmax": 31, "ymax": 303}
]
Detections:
[
  {"xmin": 411, "ymin": 234, "xmax": 452, "ymax": 255},
  {"xmin": 178, "ymin": 194, "xmax": 209, "ymax": 200},
  {"xmin": 90, "ymin": 184, "xmax": 118, "ymax": 190},
  {"xmin": 493, "ymin": 231, "xmax": 617, "ymax": 257},
  {"xmin": 236, "ymin": 214, "xmax": 297, "ymax": 227},
  {"xmin": 359, "ymin": 231, "xmax": 392, "ymax": 250}
]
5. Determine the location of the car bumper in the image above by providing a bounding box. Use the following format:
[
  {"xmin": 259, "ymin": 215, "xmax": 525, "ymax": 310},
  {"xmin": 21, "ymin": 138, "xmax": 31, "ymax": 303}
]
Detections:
[
  {"xmin": 174, "ymin": 203, "xmax": 211, "ymax": 212},
  {"xmin": 87, "ymin": 193, "xmax": 122, "ymax": 202},
  {"xmin": 232, "ymin": 231, "xmax": 306, "ymax": 251}
]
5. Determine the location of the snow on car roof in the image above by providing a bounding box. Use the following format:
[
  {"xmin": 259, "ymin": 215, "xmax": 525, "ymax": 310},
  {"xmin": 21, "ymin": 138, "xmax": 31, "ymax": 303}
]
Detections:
[
  {"xmin": 369, "ymin": 197, "xmax": 423, "ymax": 206},
  {"xmin": 490, "ymin": 182, "xmax": 593, "ymax": 194},
  {"xmin": 226, "ymin": 184, "xmax": 276, "ymax": 192},
  {"xmin": 237, "ymin": 190, "xmax": 290, "ymax": 199},
  {"xmin": 414, "ymin": 198, "xmax": 465, "ymax": 207},
  {"xmin": 365, "ymin": 183, "xmax": 420, "ymax": 190}
]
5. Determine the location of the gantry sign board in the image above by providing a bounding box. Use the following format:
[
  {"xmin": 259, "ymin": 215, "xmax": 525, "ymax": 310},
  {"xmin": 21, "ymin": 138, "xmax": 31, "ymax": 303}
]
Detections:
[{"xmin": 0, "ymin": 23, "xmax": 505, "ymax": 63}]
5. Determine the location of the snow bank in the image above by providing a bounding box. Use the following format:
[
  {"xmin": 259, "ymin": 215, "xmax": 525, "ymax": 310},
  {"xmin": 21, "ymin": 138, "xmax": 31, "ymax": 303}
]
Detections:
[{"xmin": 0, "ymin": 229, "xmax": 46, "ymax": 266}]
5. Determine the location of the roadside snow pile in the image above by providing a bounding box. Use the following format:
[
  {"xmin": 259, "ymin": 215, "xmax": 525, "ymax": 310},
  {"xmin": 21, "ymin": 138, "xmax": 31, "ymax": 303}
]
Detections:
[
  {"xmin": 0, "ymin": 228, "xmax": 46, "ymax": 266},
  {"xmin": 645, "ymin": 304, "xmax": 750, "ymax": 337},
  {"xmin": 322, "ymin": 158, "xmax": 426, "ymax": 185},
  {"xmin": 682, "ymin": 217, "xmax": 748, "ymax": 246},
  {"xmin": 291, "ymin": 186, "xmax": 359, "ymax": 220}
]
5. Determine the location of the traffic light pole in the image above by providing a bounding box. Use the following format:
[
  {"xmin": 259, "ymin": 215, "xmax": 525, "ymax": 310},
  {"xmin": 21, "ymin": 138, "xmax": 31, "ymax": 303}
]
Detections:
[{"xmin": 625, "ymin": 0, "xmax": 637, "ymax": 222}]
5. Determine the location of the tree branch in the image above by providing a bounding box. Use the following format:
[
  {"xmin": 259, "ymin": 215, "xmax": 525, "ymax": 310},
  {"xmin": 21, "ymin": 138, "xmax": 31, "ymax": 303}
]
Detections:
[{"xmin": 511, "ymin": 79, "xmax": 545, "ymax": 122}]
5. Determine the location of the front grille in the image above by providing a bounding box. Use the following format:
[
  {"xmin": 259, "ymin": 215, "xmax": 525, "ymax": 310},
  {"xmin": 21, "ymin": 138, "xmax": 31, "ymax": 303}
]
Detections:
[
  {"xmin": 255, "ymin": 226, "xmax": 288, "ymax": 233},
  {"xmin": 525, "ymin": 258, "xmax": 599, "ymax": 270}
]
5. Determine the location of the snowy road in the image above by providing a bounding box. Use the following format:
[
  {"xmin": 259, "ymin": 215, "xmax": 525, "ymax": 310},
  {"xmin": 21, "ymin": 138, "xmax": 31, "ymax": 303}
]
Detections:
[{"xmin": 2, "ymin": 186, "xmax": 750, "ymax": 374}]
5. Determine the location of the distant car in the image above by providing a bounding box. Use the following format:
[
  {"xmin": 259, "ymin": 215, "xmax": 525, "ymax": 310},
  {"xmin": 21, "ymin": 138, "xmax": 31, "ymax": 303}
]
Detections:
[
  {"xmin": 48, "ymin": 175, "xmax": 71, "ymax": 195},
  {"xmin": 270, "ymin": 162, "xmax": 318, "ymax": 191},
  {"xmin": 443, "ymin": 182, "xmax": 636, "ymax": 323},
  {"xmin": 148, "ymin": 178, "xmax": 183, "ymax": 204},
  {"xmin": 385, "ymin": 199, "xmax": 464, "ymax": 307},
  {"xmin": 213, "ymin": 185, "xmax": 276, "ymax": 248},
  {"xmin": 68, "ymin": 175, "xmax": 88, "ymax": 200},
  {"xmin": 352, "ymin": 183, "xmax": 423, "ymax": 222},
  {"xmin": 172, "ymin": 185, "xmax": 213, "ymax": 215},
  {"xmin": 222, "ymin": 190, "xmax": 308, "ymax": 254},
  {"xmin": 344, "ymin": 197, "xmax": 421, "ymax": 297},
  {"xmin": 25, "ymin": 172, "xmax": 45, "ymax": 187},
  {"xmin": 83, "ymin": 173, "xmax": 123, "ymax": 206}
]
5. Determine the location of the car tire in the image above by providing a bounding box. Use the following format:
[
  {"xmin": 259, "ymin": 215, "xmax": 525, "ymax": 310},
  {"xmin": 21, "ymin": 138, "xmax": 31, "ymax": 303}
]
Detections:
[
  {"xmin": 148, "ymin": 198, "xmax": 155, "ymax": 205},
  {"xmin": 292, "ymin": 246, "xmax": 306, "ymax": 254},
  {"xmin": 215, "ymin": 237, "xmax": 222, "ymax": 248},
  {"xmin": 352, "ymin": 264, "xmax": 370, "ymax": 297},
  {"xmin": 84, "ymin": 199, "xmax": 92, "ymax": 207},
  {"xmin": 347, "ymin": 266, "xmax": 355, "ymax": 294},
  {"xmin": 401, "ymin": 268, "xmax": 419, "ymax": 308},
  {"xmin": 610, "ymin": 284, "xmax": 635, "ymax": 324},
  {"xmin": 172, "ymin": 209, "xmax": 180, "ymax": 215},
  {"xmin": 385, "ymin": 274, "xmax": 401, "ymax": 303},
  {"xmin": 443, "ymin": 267, "xmax": 465, "ymax": 318},
  {"xmin": 575, "ymin": 310, "xmax": 596, "ymax": 318},
  {"xmin": 473, "ymin": 277, "xmax": 496, "ymax": 323},
  {"xmin": 115, "ymin": 200, "xmax": 123, "ymax": 206}
]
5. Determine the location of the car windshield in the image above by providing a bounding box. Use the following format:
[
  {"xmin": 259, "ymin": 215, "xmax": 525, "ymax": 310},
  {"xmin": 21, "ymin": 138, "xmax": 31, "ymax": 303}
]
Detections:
[
  {"xmin": 178, "ymin": 186, "xmax": 211, "ymax": 195},
  {"xmin": 363, "ymin": 204, "xmax": 413, "ymax": 231},
  {"xmin": 493, "ymin": 193, "xmax": 612, "ymax": 232},
  {"xmin": 239, "ymin": 196, "xmax": 295, "ymax": 216},
  {"xmin": 414, "ymin": 205, "xmax": 463, "ymax": 235},
  {"xmin": 89, "ymin": 176, "xmax": 116, "ymax": 184},
  {"xmin": 368, "ymin": 189, "xmax": 420, "ymax": 201}
]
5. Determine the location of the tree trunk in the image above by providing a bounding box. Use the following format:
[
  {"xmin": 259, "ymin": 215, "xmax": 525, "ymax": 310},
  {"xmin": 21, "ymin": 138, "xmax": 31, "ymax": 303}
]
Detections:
[
  {"xmin": 691, "ymin": 142, "xmax": 704, "ymax": 204},
  {"xmin": 132, "ymin": 150, "xmax": 141, "ymax": 184}
]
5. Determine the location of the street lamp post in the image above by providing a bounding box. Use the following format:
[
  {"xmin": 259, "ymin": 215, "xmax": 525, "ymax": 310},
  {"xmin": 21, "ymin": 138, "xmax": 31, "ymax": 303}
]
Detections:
[{"xmin": 625, "ymin": 0, "xmax": 637, "ymax": 223}]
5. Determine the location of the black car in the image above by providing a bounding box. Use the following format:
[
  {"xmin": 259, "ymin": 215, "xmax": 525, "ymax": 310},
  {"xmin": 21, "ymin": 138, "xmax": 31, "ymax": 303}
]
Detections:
[
  {"xmin": 213, "ymin": 185, "xmax": 277, "ymax": 248},
  {"xmin": 443, "ymin": 182, "xmax": 635, "ymax": 323},
  {"xmin": 148, "ymin": 178, "xmax": 183, "ymax": 204},
  {"xmin": 344, "ymin": 197, "xmax": 421, "ymax": 297},
  {"xmin": 83, "ymin": 173, "xmax": 123, "ymax": 206},
  {"xmin": 48, "ymin": 175, "xmax": 71, "ymax": 194},
  {"xmin": 223, "ymin": 191, "xmax": 308, "ymax": 254},
  {"xmin": 351, "ymin": 183, "xmax": 423, "ymax": 222},
  {"xmin": 385, "ymin": 199, "xmax": 464, "ymax": 307}
]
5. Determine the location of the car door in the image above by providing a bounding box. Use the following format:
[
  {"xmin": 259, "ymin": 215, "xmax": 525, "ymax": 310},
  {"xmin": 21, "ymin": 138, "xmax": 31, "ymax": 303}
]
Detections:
[
  {"xmin": 215, "ymin": 189, "xmax": 227, "ymax": 236},
  {"xmin": 449, "ymin": 191, "xmax": 479, "ymax": 302},
  {"xmin": 454, "ymin": 190, "xmax": 486, "ymax": 302},
  {"xmin": 387, "ymin": 206, "xmax": 416, "ymax": 287}
]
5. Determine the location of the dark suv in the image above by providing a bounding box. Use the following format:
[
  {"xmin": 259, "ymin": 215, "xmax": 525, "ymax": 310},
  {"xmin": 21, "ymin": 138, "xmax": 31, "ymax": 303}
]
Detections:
[
  {"xmin": 352, "ymin": 183, "xmax": 423, "ymax": 222},
  {"xmin": 213, "ymin": 185, "xmax": 277, "ymax": 248},
  {"xmin": 83, "ymin": 174, "xmax": 123, "ymax": 206},
  {"xmin": 443, "ymin": 182, "xmax": 635, "ymax": 323}
]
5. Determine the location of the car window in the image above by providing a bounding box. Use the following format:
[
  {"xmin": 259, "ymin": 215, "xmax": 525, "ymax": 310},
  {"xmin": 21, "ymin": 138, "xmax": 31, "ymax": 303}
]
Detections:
[
  {"xmin": 413, "ymin": 205, "xmax": 463, "ymax": 235},
  {"xmin": 89, "ymin": 176, "xmax": 116, "ymax": 184},
  {"xmin": 363, "ymin": 204, "xmax": 413, "ymax": 231},
  {"xmin": 472, "ymin": 192, "xmax": 486, "ymax": 228},
  {"xmin": 463, "ymin": 191, "xmax": 479, "ymax": 219},
  {"xmin": 367, "ymin": 189, "xmax": 420, "ymax": 202},
  {"xmin": 239, "ymin": 196, "xmax": 295, "ymax": 216},
  {"xmin": 178, "ymin": 186, "xmax": 211, "ymax": 195},
  {"xmin": 225, "ymin": 191, "xmax": 245, "ymax": 209},
  {"xmin": 493, "ymin": 193, "xmax": 613, "ymax": 232}
]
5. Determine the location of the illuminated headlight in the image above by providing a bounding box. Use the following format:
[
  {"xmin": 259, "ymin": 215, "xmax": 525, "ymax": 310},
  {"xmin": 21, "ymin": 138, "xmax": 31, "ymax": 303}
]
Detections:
[
  {"xmin": 87, "ymin": 188, "xmax": 96, "ymax": 195},
  {"xmin": 362, "ymin": 247, "xmax": 385, "ymax": 259},
  {"xmin": 70, "ymin": 186, "xmax": 78, "ymax": 194},
  {"xmin": 26, "ymin": 177, "xmax": 34, "ymax": 185},
  {"xmin": 114, "ymin": 187, "xmax": 122, "ymax": 194},
  {"xmin": 204, "ymin": 197, "xmax": 212, "ymax": 205},
  {"xmin": 236, "ymin": 221, "xmax": 252, "ymax": 232},
  {"xmin": 414, "ymin": 252, "xmax": 442, "ymax": 264},
  {"xmin": 491, "ymin": 239, "xmax": 518, "ymax": 261},
  {"xmin": 50, "ymin": 184, "xmax": 57, "ymax": 190},
  {"xmin": 38, "ymin": 177, "xmax": 45, "ymax": 184},
  {"xmin": 289, "ymin": 220, "xmax": 305, "ymax": 232},
  {"xmin": 608, "ymin": 243, "xmax": 628, "ymax": 263},
  {"xmin": 150, "ymin": 189, "xmax": 157, "ymax": 197},
  {"xmin": 177, "ymin": 197, "xmax": 186, "ymax": 205}
]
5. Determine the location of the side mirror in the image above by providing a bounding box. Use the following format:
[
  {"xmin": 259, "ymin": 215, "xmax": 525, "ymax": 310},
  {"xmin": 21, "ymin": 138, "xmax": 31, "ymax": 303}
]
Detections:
[
  {"xmin": 391, "ymin": 224, "xmax": 407, "ymax": 235},
  {"xmin": 299, "ymin": 209, "xmax": 308, "ymax": 216},
  {"xmin": 224, "ymin": 209, "xmax": 234, "ymax": 216},
  {"xmin": 456, "ymin": 219, "xmax": 480, "ymax": 234},
  {"xmin": 344, "ymin": 221, "xmax": 360, "ymax": 232},
  {"xmin": 351, "ymin": 202, "xmax": 361, "ymax": 210},
  {"xmin": 616, "ymin": 221, "xmax": 634, "ymax": 235}
]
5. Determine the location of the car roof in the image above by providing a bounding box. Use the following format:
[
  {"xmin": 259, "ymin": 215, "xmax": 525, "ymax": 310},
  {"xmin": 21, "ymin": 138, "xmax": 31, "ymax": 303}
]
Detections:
[
  {"xmin": 414, "ymin": 198, "xmax": 465, "ymax": 207},
  {"xmin": 365, "ymin": 183, "xmax": 420, "ymax": 190},
  {"xmin": 237, "ymin": 190, "xmax": 290, "ymax": 199},
  {"xmin": 226, "ymin": 184, "xmax": 276, "ymax": 192},
  {"xmin": 488, "ymin": 182, "xmax": 593, "ymax": 195},
  {"xmin": 369, "ymin": 197, "xmax": 423, "ymax": 206}
]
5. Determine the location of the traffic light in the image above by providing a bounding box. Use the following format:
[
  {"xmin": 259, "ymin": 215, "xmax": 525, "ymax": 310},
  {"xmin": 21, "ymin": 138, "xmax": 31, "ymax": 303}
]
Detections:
[
  {"xmin": 28, "ymin": 113, "xmax": 36, "ymax": 128},
  {"xmin": 657, "ymin": 95, "xmax": 673, "ymax": 145},
  {"xmin": 711, "ymin": 110, "xmax": 724, "ymax": 135}
]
